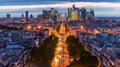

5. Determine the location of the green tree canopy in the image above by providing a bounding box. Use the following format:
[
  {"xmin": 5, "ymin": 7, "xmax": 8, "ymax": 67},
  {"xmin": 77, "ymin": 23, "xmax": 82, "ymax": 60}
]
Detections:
[
  {"xmin": 66, "ymin": 35, "xmax": 84, "ymax": 60},
  {"xmin": 27, "ymin": 34, "xmax": 58, "ymax": 67},
  {"xmin": 66, "ymin": 36, "xmax": 99, "ymax": 67}
]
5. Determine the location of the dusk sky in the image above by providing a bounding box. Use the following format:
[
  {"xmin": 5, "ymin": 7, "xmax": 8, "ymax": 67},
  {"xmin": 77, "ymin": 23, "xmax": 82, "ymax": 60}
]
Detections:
[{"xmin": 0, "ymin": 0, "xmax": 120, "ymax": 17}]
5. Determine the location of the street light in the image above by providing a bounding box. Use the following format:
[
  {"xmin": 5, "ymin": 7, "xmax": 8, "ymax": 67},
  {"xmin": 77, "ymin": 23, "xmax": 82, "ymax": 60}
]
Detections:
[
  {"xmin": 37, "ymin": 25, "xmax": 42, "ymax": 29},
  {"xmin": 80, "ymin": 25, "xmax": 84, "ymax": 30},
  {"xmin": 57, "ymin": 46, "xmax": 62, "ymax": 51},
  {"xmin": 55, "ymin": 57, "xmax": 58, "ymax": 63},
  {"xmin": 27, "ymin": 25, "xmax": 32, "ymax": 30}
]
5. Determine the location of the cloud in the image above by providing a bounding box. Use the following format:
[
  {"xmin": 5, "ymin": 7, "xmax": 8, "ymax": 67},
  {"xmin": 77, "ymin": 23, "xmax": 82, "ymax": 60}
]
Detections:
[
  {"xmin": 0, "ymin": 2, "xmax": 119, "ymax": 9},
  {"xmin": 0, "ymin": 2, "xmax": 120, "ymax": 17}
]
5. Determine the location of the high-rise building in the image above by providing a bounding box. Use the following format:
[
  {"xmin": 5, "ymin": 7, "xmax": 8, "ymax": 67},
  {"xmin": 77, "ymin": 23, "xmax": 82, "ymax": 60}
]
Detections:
[
  {"xmin": 6, "ymin": 14, "xmax": 11, "ymax": 23},
  {"xmin": 51, "ymin": 8, "xmax": 55, "ymax": 15},
  {"xmin": 90, "ymin": 9, "xmax": 95, "ymax": 18},
  {"xmin": 86, "ymin": 12, "xmax": 91, "ymax": 20},
  {"xmin": 72, "ymin": 4, "xmax": 76, "ymax": 11},
  {"xmin": 86, "ymin": 9, "xmax": 95, "ymax": 21},
  {"xmin": 81, "ymin": 8, "xmax": 86, "ymax": 21},
  {"xmin": 30, "ymin": 14, "xmax": 33, "ymax": 19},
  {"xmin": 25, "ymin": 11, "xmax": 29, "ymax": 22},
  {"xmin": 20, "ymin": 14, "xmax": 25, "ymax": 23},
  {"xmin": 6, "ymin": 14, "xmax": 10, "ymax": 19},
  {"xmin": 71, "ymin": 10, "xmax": 79, "ymax": 20},
  {"xmin": 50, "ymin": 8, "xmax": 58, "ymax": 22},
  {"xmin": 21, "ymin": 14, "xmax": 24, "ymax": 19},
  {"xmin": 68, "ymin": 8, "xmax": 72, "ymax": 20},
  {"xmin": 42, "ymin": 10, "xmax": 49, "ymax": 19}
]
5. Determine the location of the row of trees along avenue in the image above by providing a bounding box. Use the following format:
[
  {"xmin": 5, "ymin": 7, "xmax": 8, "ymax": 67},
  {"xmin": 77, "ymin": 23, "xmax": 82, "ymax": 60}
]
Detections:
[
  {"xmin": 26, "ymin": 34, "xmax": 58, "ymax": 67},
  {"xmin": 66, "ymin": 35, "xmax": 99, "ymax": 67}
]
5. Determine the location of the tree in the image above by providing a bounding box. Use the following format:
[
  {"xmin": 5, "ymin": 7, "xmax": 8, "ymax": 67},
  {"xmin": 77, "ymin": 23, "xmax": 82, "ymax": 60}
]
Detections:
[
  {"xmin": 27, "ymin": 34, "xmax": 58, "ymax": 67},
  {"xmin": 66, "ymin": 36, "xmax": 99, "ymax": 67},
  {"xmin": 66, "ymin": 35, "xmax": 78, "ymax": 44},
  {"xmin": 66, "ymin": 36, "xmax": 84, "ymax": 60},
  {"xmin": 79, "ymin": 51, "xmax": 99, "ymax": 67},
  {"xmin": 68, "ymin": 51, "xmax": 99, "ymax": 67},
  {"xmin": 67, "ymin": 60, "xmax": 81, "ymax": 67}
]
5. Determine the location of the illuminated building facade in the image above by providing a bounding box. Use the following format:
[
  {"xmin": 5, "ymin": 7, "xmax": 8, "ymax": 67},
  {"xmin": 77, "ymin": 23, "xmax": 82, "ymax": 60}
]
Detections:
[{"xmin": 71, "ymin": 10, "xmax": 79, "ymax": 20}]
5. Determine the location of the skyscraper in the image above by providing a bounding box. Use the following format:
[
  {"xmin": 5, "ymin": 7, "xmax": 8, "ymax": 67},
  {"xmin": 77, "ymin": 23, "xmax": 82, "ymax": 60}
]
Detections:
[
  {"xmin": 50, "ymin": 8, "xmax": 58, "ymax": 22},
  {"xmin": 25, "ymin": 11, "xmax": 29, "ymax": 22},
  {"xmin": 6, "ymin": 14, "xmax": 11, "ymax": 23},
  {"xmin": 90, "ymin": 9, "xmax": 95, "ymax": 18},
  {"xmin": 68, "ymin": 8, "xmax": 72, "ymax": 20},
  {"xmin": 21, "ymin": 14, "xmax": 24, "ymax": 19},
  {"xmin": 6, "ymin": 14, "xmax": 10, "ymax": 20},
  {"xmin": 72, "ymin": 4, "xmax": 76, "ymax": 11},
  {"xmin": 51, "ymin": 8, "xmax": 55, "ymax": 15},
  {"xmin": 20, "ymin": 14, "xmax": 25, "ymax": 23},
  {"xmin": 81, "ymin": 8, "xmax": 86, "ymax": 21},
  {"xmin": 30, "ymin": 14, "xmax": 33, "ymax": 19},
  {"xmin": 71, "ymin": 10, "xmax": 79, "ymax": 20}
]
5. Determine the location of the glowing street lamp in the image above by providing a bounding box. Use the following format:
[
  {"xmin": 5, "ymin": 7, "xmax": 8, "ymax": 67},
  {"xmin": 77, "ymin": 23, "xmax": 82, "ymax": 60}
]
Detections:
[
  {"xmin": 27, "ymin": 25, "xmax": 32, "ymax": 30},
  {"xmin": 37, "ymin": 25, "xmax": 42, "ymax": 29},
  {"xmin": 80, "ymin": 25, "xmax": 84, "ymax": 30},
  {"xmin": 33, "ymin": 27, "xmax": 36, "ymax": 30},
  {"xmin": 55, "ymin": 57, "xmax": 58, "ymax": 63}
]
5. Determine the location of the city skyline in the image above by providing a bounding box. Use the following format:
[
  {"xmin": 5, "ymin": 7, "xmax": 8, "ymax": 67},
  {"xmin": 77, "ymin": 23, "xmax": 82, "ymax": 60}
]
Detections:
[
  {"xmin": 0, "ymin": 1, "xmax": 120, "ymax": 67},
  {"xmin": 0, "ymin": 0, "xmax": 120, "ymax": 17}
]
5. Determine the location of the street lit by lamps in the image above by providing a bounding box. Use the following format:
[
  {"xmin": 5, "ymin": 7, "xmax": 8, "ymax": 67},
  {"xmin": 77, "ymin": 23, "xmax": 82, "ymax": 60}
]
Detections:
[{"xmin": 57, "ymin": 46, "xmax": 62, "ymax": 51}]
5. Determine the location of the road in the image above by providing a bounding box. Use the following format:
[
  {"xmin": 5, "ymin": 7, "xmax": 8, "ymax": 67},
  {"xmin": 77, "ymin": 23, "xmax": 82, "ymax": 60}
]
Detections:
[{"xmin": 52, "ymin": 22, "xmax": 69, "ymax": 67}]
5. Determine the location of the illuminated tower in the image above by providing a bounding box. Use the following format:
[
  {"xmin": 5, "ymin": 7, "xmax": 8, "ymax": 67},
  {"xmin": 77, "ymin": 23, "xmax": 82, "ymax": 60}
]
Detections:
[{"xmin": 71, "ymin": 10, "xmax": 79, "ymax": 20}]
